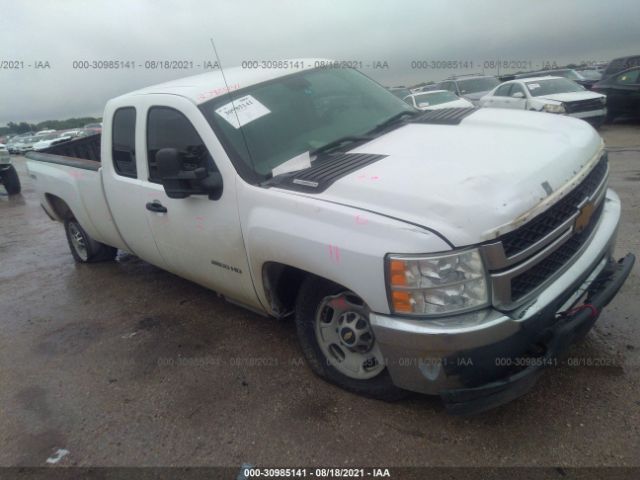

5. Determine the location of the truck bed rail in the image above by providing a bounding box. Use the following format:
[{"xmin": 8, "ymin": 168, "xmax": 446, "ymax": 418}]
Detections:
[
  {"xmin": 38, "ymin": 133, "xmax": 101, "ymax": 162},
  {"xmin": 25, "ymin": 151, "xmax": 101, "ymax": 171}
]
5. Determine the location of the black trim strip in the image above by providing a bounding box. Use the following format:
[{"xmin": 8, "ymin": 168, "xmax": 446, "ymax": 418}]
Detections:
[
  {"xmin": 264, "ymin": 152, "xmax": 387, "ymax": 193},
  {"xmin": 25, "ymin": 152, "xmax": 101, "ymax": 171},
  {"xmin": 411, "ymin": 107, "xmax": 478, "ymax": 125}
]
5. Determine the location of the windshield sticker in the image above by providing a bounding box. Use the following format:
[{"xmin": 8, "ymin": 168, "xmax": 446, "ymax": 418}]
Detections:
[
  {"xmin": 215, "ymin": 95, "xmax": 271, "ymax": 129},
  {"xmin": 527, "ymin": 83, "xmax": 540, "ymax": 90}
]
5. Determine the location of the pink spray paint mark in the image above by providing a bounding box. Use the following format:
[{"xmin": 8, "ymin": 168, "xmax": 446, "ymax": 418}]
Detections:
[
  {"xmin": 328, "ymin": 245, "xmax": 341, "ymax": 264},
  {"xmin": 355, "ymin": 214, "xmax": 368, "ymax": 225},
  {"xmin": 68, "ymin": 171, "xmax": 83, "ymax": 179}
]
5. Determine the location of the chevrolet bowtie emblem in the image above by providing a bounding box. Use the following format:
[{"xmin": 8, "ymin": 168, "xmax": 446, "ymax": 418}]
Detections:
[{"xmin": 574, "ymin": 202, "xmax": 595, "ymax": 234}]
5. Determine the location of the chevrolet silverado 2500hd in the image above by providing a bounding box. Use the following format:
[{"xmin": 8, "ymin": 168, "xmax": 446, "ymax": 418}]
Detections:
[{"xmin": 26, "ymin": 60, "xmax": 634, "ymax": 414}]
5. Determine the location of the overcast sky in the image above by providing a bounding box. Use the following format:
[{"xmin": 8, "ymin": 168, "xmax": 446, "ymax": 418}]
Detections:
[{"xmin": 1, "ymin": 0, "xmax": 639, "ymax": 125}]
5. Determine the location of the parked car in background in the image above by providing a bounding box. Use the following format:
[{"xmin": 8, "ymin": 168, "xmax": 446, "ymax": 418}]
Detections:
[
  {"xmin": 403, "ymin": 90, "xmax": 474, "ymax": 110},
  {"xmin": 6, "ymin": 133, "xmax": 34, "ymax": 153},
  {"xmin": 0, "ymin": 143, "xmax": 21, "ymax": 194},
  {"xmin": 602, "ymin": 55, "xmax": 640, "ymax": 78},
  {"xmin": 436, "ymin": 74, "xmax": 501, "ymax": 106},
  {"xmin": 592, "ymin": 67, "xmax": 640, "ymax": 122},
  {"xmin": 480, "ymin": 76, "xmax": 607, "ymax": 127},
  {"xmin": 387, "ymin": 87, "xmax": 412, "ymax": 100},
  {"xmin": 11, "ymin": 135, "xmax": 41, "ymax": 154},
  {"xmin": 516, "ymin": 69, "xmax": 600, "ymax": 90},
  {"xmin": 35, "ymin": 129, "xmax": 56, "ymax": 136},
  {"xmin": 576, "ymin": 69, "xmax": 603, "ymax": 83},
  {"xmin": 83, "ymin": 122, "xmax": 102, "ymax": 132},
  {"xmin": 33, "ymin": 132, "xmax": 74, "ymax": 151}
]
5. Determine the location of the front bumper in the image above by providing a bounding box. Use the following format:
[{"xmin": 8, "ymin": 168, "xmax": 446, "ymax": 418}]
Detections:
[{"xmin": 370, "ymin": 190, "xmax": 634, "ymax": 414}]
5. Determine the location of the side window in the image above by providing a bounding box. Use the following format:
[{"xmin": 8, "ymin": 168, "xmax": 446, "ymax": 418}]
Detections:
[
  {"xmin": 510, "ymin": 84, "xmax": 525, "ymax": 96},
  {"xmin": 494, "ymin": 84, "xmax": 512, "ymax": 97},
  {"xmin": 146, "ymin": 107, "xmax": 217, "ymax": 184},
  {"xmin": 615, "ymin": 69, "xmax": 640, "ymax": 85},
  {"xmin": 112, "ymin": 107, "xmax": 137, "ymax": 178}
]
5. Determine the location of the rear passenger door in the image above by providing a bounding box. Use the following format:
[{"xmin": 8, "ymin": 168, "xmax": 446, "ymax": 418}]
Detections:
[
  {"xmin": 484, "ymin": 83, "xmax": 512, "ymax": 108},
  {"xmin": 102, "ymin": 105, "xmax": 169, "ymax": 268}
]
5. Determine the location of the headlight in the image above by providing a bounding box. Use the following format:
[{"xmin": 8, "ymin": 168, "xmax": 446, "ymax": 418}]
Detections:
[
  {"xmin": 387, "ymin": 249, "xmax": 490, "ymax": 316},
  {"xmin": 543, "ymin": 103, "xmax": 566, "ymax": 113}
]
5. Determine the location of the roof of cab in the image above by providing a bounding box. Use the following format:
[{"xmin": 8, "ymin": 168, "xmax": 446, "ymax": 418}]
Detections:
[{"xmin": 112, "ymin": 58, "xmax": 333, "ymax": 105}]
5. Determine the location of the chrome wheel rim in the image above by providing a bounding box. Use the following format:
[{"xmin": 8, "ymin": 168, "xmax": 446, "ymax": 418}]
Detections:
[
  {"xmin": 314, "ymin": 292, "xmax": 385, "ymax": 380},
  {"xmin": 68, "ymin": 222, "xmax": 88, "ymax": 261}
]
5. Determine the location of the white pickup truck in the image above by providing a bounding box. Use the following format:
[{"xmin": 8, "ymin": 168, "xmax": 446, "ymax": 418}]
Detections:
[{"xmin": 26, "ymin": 59, "xmax": 634, "ymax": 414}]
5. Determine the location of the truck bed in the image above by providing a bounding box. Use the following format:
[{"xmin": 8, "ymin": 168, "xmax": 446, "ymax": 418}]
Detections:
[{"xmin": 25, "ymin": 134, "xmax": 128, "ymax": 252}]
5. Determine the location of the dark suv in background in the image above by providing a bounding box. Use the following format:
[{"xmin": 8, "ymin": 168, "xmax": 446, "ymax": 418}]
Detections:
[{"xmin": 602, "ymin": 55, "xmax": 640, "ymax": 78}]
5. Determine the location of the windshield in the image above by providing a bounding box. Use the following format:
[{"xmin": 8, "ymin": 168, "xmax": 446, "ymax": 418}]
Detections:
[
  {"xmin": 457, "ymin": 77, "xmax": 500, "ymax": 94},
  {"xmin": 414, "ymin": 91, "xmax": 459, "ymax": 106},
  {"xmin": 577, "ymin": 70, "xmax": 602, "ymax": 80},
  {"xmin": 549, "ymin": 69, "xmax": 582, "ymax": 80},
  {"xmin": 389, "ymin": 88, "xmax": 411, "ymax": 99},
  {"xmin": 201, "ymin": 68, "xmax": 413, "ymax": 181},
  {"xmin": 525, "ymin": 78, "xmax": 585, "ymax": 96}
]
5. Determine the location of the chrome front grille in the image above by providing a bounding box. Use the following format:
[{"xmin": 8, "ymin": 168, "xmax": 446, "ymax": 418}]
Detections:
[{"xmin": 480, "ymin": 153, "xmax": 609, "ymax": 310}]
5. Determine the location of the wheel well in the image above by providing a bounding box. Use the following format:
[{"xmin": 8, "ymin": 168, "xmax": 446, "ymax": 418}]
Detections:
[
  {"xmin": 262, "ymin": 263, "xmax": 309, "ymax": 317},
  {"xmin": 45, "ymin": 194, "xmax": 73, "ymax": 221}
]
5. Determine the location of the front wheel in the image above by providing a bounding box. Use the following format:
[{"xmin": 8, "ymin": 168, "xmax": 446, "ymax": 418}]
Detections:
[
  {"xmin": 64, "ymin": 218, "xmax": 117, "ymax": 263},
  {"xmin": 295, "ymin": 275, "xmax": 406, "ymax": 400},
  {"xmin": 1, "ymin": 165, "xmax": 21, "ymax": 195}
]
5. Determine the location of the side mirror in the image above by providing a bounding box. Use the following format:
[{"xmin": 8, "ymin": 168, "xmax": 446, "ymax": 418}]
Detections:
[
  {"xmin": 156, "ymin": 148, "xmax": 223, "ymax": 200},
  {"xmin": 512, "ymin": 91, "xmax": 525, "ymax": 99}
]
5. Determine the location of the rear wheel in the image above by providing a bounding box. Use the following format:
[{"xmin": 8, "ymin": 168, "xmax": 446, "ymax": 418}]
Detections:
[
  {"xmin": 64, "ymin": 218, "xmax": 117, "ymax": 263},
  {"xmin": 295, "ymin": 275, "xmax": 406, "ymax": 400},
  {"xmin": 1, "ymin": 165, "xmax": 21, "ymax": 195}
]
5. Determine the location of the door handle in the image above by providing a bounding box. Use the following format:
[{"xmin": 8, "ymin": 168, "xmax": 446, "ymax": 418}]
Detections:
[{"xmin": 146, "ymin": 201, "xmax": 167, "ymax": 213}]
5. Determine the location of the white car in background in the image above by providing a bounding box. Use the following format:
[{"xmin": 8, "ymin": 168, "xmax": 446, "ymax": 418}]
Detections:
[
  {"xmin": 403, "ymin": 90, "xmax": 474, "ymax": 110},
  {"xmin": 12, "ymin": 135, "xmax": 40, "ymax": 154},
  {"xmin": 33, "ymin": 132, "xmax": 72, "ymax": 151},
  {"xmin": 35, "ymin": 129, "xmax": 57, "ymax": 136},
  {"xmin": 479, "ymin": 76, "xmax": 607, "ymax": 127}
]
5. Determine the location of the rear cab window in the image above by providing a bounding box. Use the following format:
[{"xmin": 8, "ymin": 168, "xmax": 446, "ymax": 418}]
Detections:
[{"xmin": 112, "ymin": 107, "xmax": 137, "ymax": 178}]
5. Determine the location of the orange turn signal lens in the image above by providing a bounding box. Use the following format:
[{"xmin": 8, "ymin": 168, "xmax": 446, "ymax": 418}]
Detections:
[
  {"xmin": 390, "ymin": 259, "xmax": 407, "ymax": 286},
  {"xmin": 392, "ymin": 291, "xmax": 412, "ymax": 313}
]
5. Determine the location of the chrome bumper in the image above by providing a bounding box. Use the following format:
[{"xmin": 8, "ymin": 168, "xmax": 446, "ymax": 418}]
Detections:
[{"xmin": 370, "ymin": 189, "xmax": 626, "ymax": 398}]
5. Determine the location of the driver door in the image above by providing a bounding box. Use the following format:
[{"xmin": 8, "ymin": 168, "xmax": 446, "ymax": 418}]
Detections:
[{"xmin": 138, "ymin": 94, "xmax": 260, "ymax": 310}]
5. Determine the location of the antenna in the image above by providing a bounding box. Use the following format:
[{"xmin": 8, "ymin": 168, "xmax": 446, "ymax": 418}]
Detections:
[{"xmin": 209, "ymin": 38, "xmax": 256, "ymax": 172}]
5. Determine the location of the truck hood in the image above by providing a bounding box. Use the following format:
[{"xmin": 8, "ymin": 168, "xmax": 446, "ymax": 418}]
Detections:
[{"xmin": 309, "ymin": 108, "xmax": 603, "ymax": 246}]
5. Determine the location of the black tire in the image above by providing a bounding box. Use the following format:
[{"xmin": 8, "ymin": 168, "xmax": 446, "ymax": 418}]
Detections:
[
  {"xmin": 2, "ymin": 165, "xmax": 21, "ymax": 195},
  {"xmin": 64, "ymin": 218, "xmax": 117, "ymax": 263},
  {"xmin": 295, "ymin": 275, "xmax": 406, "ymax": 401}
]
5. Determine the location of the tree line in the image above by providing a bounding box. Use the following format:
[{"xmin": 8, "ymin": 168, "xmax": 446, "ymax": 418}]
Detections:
[{"xmin": 0, "ymin": 117, "xmax": 102, "ymax": 136}]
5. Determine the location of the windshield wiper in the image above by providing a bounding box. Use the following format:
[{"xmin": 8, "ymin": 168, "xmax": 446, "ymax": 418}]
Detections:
[
  {"xmin": 309, "ymin": 111, "xmax": 419, "ymax": 157},
  {"xmin": 366, "ymin": 110, "xmax": 420, "ymax": 135}
]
